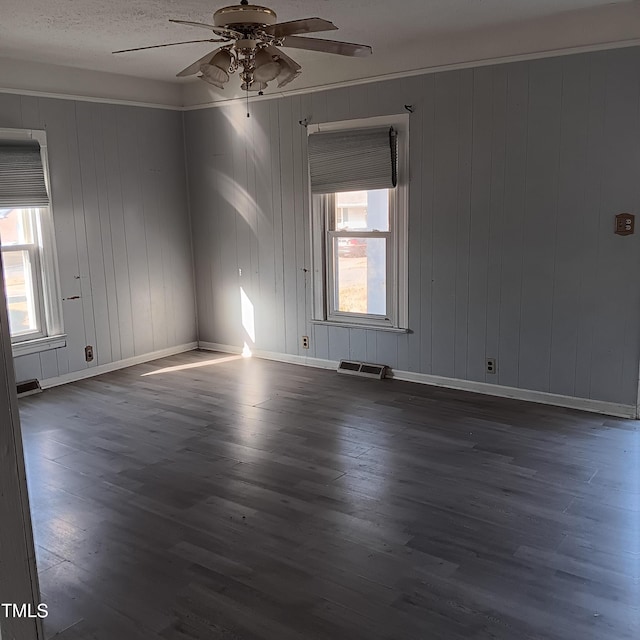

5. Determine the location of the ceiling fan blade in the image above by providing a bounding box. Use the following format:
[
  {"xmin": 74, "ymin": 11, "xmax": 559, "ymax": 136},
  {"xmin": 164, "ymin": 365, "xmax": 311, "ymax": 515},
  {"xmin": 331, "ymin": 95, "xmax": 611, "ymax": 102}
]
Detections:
[
  {"xmin": 176, "ymin": 47, "xmax": 226, "ymax": 77},
  {"xmin": 169, "ymin": 19, "xmax": 241, "ymax": 39},
  {"xmin": 112, "ymin": 39, "xmax": 223, "ymax": 54},
  {"xmin": 281, "ymin": 36, "xmax": 372, "ymax": 57},
  {"xmin": 266, "ymin": 18, "xmax": 337, "ymax": 38}
]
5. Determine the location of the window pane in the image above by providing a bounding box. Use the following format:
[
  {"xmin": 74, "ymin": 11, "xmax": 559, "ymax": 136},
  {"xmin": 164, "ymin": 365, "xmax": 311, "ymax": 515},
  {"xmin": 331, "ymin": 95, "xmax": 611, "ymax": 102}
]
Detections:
[
  {"xmin": 2, "ymin": 250, "xmax": 39, "ymax": 336},
  {"xmin": 334, "ymin": 237, "xmax": 386, "ymax": 315},
  {"xmin": 0, "ymin": 208, "xmax": 35, "ymax": 246},
  {"xmin": 334, "ymin": 189, "xmax": 389, "ymax": 231}
]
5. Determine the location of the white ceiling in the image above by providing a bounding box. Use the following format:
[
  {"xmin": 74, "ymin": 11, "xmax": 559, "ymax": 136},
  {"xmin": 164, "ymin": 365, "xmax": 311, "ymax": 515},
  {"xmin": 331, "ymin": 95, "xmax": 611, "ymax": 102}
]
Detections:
[{"xmin": 1, "ymin": 0, "xmax": 640, "ymax": 107}]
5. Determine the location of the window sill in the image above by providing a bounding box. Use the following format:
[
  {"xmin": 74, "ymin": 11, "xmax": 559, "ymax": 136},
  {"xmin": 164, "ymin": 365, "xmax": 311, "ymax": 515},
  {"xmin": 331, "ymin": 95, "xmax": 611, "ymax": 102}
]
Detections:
[
  {"xmin": 311, "ymin": 320, "xmax": 409, "ymax": 333},
  {"xmin": 12, "ymin": 334, "xmax": 67, "ymax": 358}
]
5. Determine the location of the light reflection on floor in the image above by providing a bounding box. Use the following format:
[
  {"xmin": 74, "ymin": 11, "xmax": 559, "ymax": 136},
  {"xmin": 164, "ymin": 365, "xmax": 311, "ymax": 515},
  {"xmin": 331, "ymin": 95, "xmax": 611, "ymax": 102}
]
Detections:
[{"xmin": 141, "ymin": 355, "xmax": 242, "ymax": 376}]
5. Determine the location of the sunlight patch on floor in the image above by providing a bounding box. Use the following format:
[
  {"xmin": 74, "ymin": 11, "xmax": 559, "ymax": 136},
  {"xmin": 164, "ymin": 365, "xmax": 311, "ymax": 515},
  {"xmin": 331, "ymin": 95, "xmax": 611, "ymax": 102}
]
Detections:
[{"xmin": 141, "ymin": 355, "xmax": 242, "ymax": 376}]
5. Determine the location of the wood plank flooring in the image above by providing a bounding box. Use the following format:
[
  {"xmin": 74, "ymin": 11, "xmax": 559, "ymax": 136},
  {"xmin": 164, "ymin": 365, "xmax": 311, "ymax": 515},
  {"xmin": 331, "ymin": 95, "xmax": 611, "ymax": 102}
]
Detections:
[{"xmin": 18, "ymin": 350, "xmax": 639, "ymax": 639}]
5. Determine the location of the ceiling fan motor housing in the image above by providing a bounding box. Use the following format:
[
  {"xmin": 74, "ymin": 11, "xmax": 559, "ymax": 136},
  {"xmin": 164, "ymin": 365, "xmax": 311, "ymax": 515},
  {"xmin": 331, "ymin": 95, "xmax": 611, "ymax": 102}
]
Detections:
[{"xmin": 214, "ymin": 4, "xmax": 278, "ymax": 29}]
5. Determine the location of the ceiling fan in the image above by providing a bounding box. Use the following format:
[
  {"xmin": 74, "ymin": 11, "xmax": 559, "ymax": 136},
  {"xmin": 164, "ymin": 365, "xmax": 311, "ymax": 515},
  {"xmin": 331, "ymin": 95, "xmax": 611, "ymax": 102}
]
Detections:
[{"xmin": 113, "ymin": 0, "xmax": 372, "ymax": 93}]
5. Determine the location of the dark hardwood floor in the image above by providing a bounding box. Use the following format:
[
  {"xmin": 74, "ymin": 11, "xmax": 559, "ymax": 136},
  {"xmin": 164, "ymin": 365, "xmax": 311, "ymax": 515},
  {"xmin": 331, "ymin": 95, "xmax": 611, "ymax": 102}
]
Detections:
[{"xmin": 18, "ymin": 350, "xmax": 639, "ymax": 639}]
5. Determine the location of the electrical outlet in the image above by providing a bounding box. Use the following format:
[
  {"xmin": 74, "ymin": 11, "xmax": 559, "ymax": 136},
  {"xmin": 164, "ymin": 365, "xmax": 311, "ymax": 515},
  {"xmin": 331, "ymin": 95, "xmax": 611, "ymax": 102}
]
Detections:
[
  {"xmin": 302, "ymin": 336, "xmax": 310, "ymax": 349},
  {"xmin": 486, "ymin": 358, "xmax": 496, "ymax": 374},
  {"xmin": 85, "ymin": 345, "xmax": 94, "ymax": 362},
  {"xmin": 615, "ymin": 213, "xmax": 635, "ymax": 236}
]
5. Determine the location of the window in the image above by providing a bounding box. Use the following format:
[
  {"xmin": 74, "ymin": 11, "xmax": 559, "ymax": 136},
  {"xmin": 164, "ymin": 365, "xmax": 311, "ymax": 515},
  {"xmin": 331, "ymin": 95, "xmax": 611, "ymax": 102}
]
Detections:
[
  {"xmin": 1, "ymin": 207, "xmax": 46, "ymax": 339},
  {"xmin": 308, "ymin": 115, "xmax": 408, "ymax": 330},
  {"xmin": 0, "ymin": 130, "xmax": 64, "ymax": 355}
]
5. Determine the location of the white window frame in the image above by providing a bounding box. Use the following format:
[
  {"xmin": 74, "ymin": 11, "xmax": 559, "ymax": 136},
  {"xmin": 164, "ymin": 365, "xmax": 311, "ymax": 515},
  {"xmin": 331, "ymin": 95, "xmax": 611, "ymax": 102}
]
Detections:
[
  {"xmin": 309, "ymin": 115, "xmax": 409, "ymax": 331},
  {"xmin": 1, "ymin": 208, "xmax": 47, "ymax": 342},
  {"xmin": 0, "ymin": 128, "xmax": 65, "ymax": 357}
]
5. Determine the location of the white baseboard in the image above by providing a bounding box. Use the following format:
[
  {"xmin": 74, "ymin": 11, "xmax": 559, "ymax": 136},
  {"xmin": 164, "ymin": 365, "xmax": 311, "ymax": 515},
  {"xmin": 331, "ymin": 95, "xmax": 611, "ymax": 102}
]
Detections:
[
  {"xmin": 40, "ymin": 342, "xmax": 198, "ymax": 389},
  {"xmin": 388, "ymin": 369, "xmax": 637, "ymax": 419},
  {"xmin": 198, "ymin": 341, "xmax": 637, "ymax": 419}
]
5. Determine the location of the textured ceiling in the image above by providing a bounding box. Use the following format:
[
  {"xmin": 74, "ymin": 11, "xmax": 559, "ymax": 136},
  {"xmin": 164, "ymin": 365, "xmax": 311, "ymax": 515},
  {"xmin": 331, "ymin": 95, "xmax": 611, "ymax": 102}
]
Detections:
[{"xmin": 1, "ymin": 1, "xmax": 639, "ymax": 105}]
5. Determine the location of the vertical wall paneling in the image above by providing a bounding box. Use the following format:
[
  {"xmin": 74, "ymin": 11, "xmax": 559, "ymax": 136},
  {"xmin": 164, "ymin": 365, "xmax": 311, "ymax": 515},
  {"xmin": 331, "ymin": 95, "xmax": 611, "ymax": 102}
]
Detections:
[
  {"xmin": 39, "ymin": 349, "xmax": 59, "ymax": 381},
  {"xmin": 164, "ymin": 109, "xmax": 195, "ymax": 346},
  {"xmin": 308, "ymin": 90, "xmax": 328, "ymax": 359},
  {"xmin": 518, "ymin": 58, "xmax": 563, "ymax": 393},
  {"xmin": 549, "ymin": 55, "xmax": 590, "ymax": 398},
  {"xmin": 185, "ymin": 47, "xmax": 640, "ymax": 407},
  {"xmin": 0, "ymin": 93, "xmax": 22, "ymax": 127},
  {"xmin": 40, "ymin": 98, "xmax": 88, "ymax": 376},
  {"xmin": 497, "ymin": 63, "xmax": 529, "ymax": 389},
  {"xmin": 573, "ymin": 53, "xmax": 607, "ymax": 400},
  {"xmin": 431, "ymin": 71, "xmax": 461, "ymax": 377},
  {"xmin": 418, "ymin": 74, "xmax": 436, "ymax": 375},
  {"xmin": 93, "ymin": 104, "xmax": 122, "ymax": 362},
  {"xmin": 404, "ymin": 77, "xmax": 424, "ymax": 374},
  {"xmin": 365, "ymin": 329, "xmax": 377, "ymax": 364},
  {"xmin": 300, "ymin": 93, "xmax": 314, "ymax": 358},
  {"xmin": 0, "ymin": 95, "xmax": 196, "ymax": 382},
  {"xmin": 187, "ymin": 108, "xmax": 218, "ymax": 345},
  {"xmin": 291, "ymin": 96, "xmax": 309, "ymax": 356},
  {"xmin": 141, "ymin": 109, "xmax": 169, "ymax": 352},
  {"xmin": 68, "ymin": 102, "xmax": 97, "ymax": 369},
  {"xmin": 591, "ymin": 49, "xmax": 640, "ymax": 404},
  {"xmin": 325, "ymin": 87, "xmax": 352, "ymax": 123},
  {"xmin": 314, "ymin": 323, "xmax": 329, "ymax": 361},
  {"xmin": 12, "ymin": 353, "xmax": 41, "ymax": 384},
  {"xmin": 231, "ymin": 104, "xmax": 253, "ymax": 352},
  {"xmin": 327, "ymin": 326, "xmax": 350, "ymax": 363},
  {"xmin": 246, "ymin": 107, "xmax": 261, "ymax": 354},
  {"xmin": 484, "ymin": 67, "xmax": 508, "ymax": 380},
  {"xmin": 349, "ymin": 328, "xmax": 367, "ymax": 362},
  {"xmin": 252, "ymin": 101, "xmax": 276, "ymax": 353},
  {"xmin": 466, "ymin": 67, "xmax": 494, "ymax": 383},
  {"xmin": 19, "ymin": 95, "xmax": 41, "ymax": 130},
  {"xmin": 278, "ymin": 98, "xmax": 300, "ymax": 356},
  {"xmin": 453, "ymin": 70, "xmax": 473, "ymax": 381},
  {"xmin": 101, "ymin": 104, "xmax": 134, "ymax": 360},
  {"xmin": 218, "ymin": 109, "xmax": 242, "ymax": 348},
  {"xmin": 268, "ymin": 100, "xmax": 286, "ymax": 354},
  {"xmin": 116, "ymin": 106, "xmax": 153, "ymax": 356},
  {"xmin": 376, "ymin": 331, "xmax": 399, "ymax": 370},
  {"xmin": 76, "ymin": 101, "xmax": 112, "ymax": 365}
]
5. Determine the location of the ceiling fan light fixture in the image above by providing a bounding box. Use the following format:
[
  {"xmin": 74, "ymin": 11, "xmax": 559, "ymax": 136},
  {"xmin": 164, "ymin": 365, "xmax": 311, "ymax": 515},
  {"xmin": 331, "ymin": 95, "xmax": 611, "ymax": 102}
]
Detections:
[
  {"xmin": 253, "ymin": 49, "xmax": 281, "ymax": 82},
  {"xmin": 200, "ymin": 62, "xmax": 230, "ymax": 88},
  {"xmin": 275, "ymin": 59, "xmax": 301, "ymax": 88},
  {"xmin": 209, "ymin": 48, "xmax": 233, "ymax": 72},
  {"xmin": 199, "ymin": 75, "xmax": 226, "ymax": 89}
]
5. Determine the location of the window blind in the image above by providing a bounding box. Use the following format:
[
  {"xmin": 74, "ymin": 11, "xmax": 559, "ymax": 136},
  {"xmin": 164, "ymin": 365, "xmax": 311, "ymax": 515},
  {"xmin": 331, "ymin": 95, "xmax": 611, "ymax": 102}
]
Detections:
[
  {"xmin": 0, "ymin": 142, "xmax": 49, "ymax": 208},
  {"xmin": 308, "ymin": 126, "xmax": 397, "ymax": 194}
]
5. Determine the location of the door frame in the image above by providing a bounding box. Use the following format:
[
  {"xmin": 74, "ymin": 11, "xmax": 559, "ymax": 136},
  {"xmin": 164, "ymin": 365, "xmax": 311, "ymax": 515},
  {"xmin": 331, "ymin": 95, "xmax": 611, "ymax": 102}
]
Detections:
[{"xmin": 0, "ymin": 254, "xmax": 43, "ymax": 639}]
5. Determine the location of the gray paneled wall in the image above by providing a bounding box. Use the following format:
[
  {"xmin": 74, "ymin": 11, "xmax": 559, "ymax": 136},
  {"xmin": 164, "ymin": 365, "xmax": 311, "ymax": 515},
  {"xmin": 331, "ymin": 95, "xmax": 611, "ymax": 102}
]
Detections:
[
  {"xmin": 185, "ymin": 47, "xmax": 640, "ymax": 406},
  {"xmin": 0, "ymin": 95, "xmax": 196, "ymax": 382}
]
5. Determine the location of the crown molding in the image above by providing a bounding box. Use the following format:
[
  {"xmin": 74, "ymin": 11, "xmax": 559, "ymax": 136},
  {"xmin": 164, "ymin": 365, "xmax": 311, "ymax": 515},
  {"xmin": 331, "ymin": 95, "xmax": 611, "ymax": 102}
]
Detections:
[
  {"xmin": 0, "ymin": 86, "xmax": 183, "ymax": 111},
  {"xmin": 2, "ymin": 38, "xmax": 639, "ymax": 113},
  {"xmin": 0, "ymin": 55, "xmax": 183, "ymax": 110},
  {"xmin": 182, "ymin": 38, "xmax": 640, "ymax": 112}
]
